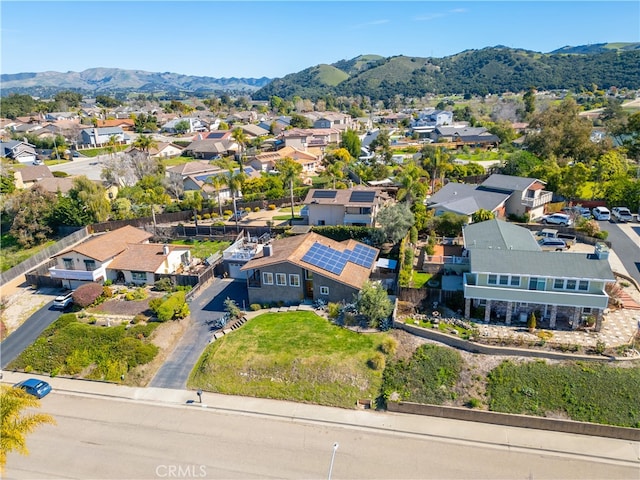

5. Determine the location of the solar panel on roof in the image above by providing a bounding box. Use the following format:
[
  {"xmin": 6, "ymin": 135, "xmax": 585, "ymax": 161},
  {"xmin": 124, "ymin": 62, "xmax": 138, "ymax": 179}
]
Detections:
[
  {"xmin": 349, "ymin": 191, "xmax": 376, "ymax": 203},
  {"xmin": 301, "ymin": 241, "xmax": 377, "ymax": 275},
  {"xmin": 312, "ymin": 190, "xmax": 337, "ymax": 199}
]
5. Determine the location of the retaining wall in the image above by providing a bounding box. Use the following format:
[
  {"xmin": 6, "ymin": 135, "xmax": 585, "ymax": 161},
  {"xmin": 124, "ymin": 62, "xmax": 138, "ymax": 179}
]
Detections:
[{"xmin": 387, "ymin": 401, "xmax": 640, "ymax": 441}]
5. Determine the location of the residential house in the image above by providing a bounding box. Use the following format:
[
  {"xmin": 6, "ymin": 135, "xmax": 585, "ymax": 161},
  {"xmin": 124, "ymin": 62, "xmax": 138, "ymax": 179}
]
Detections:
[
  {"xmin": 426, "ymin": 174, "xmax": 552, "ymax": 221},
  {"xmin": 44, "ymin": 112, "xmax": 79, "ymax": 122},
  {"xmin": 249, "ymin": 145, "xmax": 322, "ymax": 174},
  {"xmin": 303, "ymin": 188, "xmax": 385, "ymax": 227},
  {"xmin": 14, "ymin": 165, "xmax": 55, "ymax": 189},
  {"xmin": 239, "ymin": 123, "xmax": 270, "ymax": 140},
  {"xmin": 96, "ymin": 119, "xmax": 136, "ymax": 131},
  {"xmin": 79, "ymin": 127, "xmax": 130, "ymax": 147},
  {"xmin": 126, "ymin": 142, "xmax": 183, "ymax": 159},
  {"xmin": 258, "ymin": 116, "xmax": 291, "ymax": 135},
  {"xmin": 30, "ymin": 124, "xmax": 62, "ymax": 140},
  {"xmin": 303, "ymin": 111, "xmax": 354, "ymax": 131},
  {"xmin": 240, "ymin": 232, "xmax": 379, "ymax": 306},
  {"xmin": 49, "ymin": 226, "xmax": 153, "ymax": 289},
  {"xmin": 226, "ymin": 111, "xmax": 258, "ymax": 124},
  {"xmin": 34, "ymin": 177, "xmax": 75, "ymax": 195},
  {"xmin": 106, "ymin": 243, "xmax": 192, "ymax": 286},
  {"xmin": 183, "ymin": 131, "xmax": 236, "ymax": 160},
  {"xmin": 461, "ymin": 219, "xmax": 615, "ymax": 331},
  {"xmin": 431, "ymin": 126, "xmax": 500, "ymax": 149},
  {"xmin": 0, "ymin": 140, "xmax": 37, "ymax": 164},
  {"xmin": 281, "ymin": 128, "xmax": 340, "ymax": 151},
  {"xmin": 161, "ymin": 117, "xmax": 208, "ymax": 134}
]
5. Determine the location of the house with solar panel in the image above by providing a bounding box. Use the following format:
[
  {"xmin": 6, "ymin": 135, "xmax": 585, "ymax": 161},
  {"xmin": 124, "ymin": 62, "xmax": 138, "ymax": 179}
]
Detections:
[
  {"xmin": 240, "ymin": 232, "xmax": 379, "ymax": 306},
  {"xmin": 302, "ymin": 188, "xmax": 385, "ymax": 227},
  {"xmin": 461, "ymin": 220, "xmax": 615, "ymax": 331}
]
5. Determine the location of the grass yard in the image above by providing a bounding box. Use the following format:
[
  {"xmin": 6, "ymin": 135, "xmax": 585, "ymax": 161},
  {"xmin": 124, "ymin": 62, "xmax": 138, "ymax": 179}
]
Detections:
[
  {"xmin": 188, "ymin": 311, "xmax": 391, "ymax": 408},
  {"xmin": 170, "ymin": 239, "xmax": 231, "ymax": 259},
  {"xmin": 411, "ymin": 272, "xmax": 432, "ymax": 288},
  {"xmin": 487, "ymin": 360, "xmax": 640, "ymax": 428},
  {"xmin": 9, "ymin": 313, "xmax": 159, "ymax": 382},
  {"xmin": 0, "ymin": 233, "xmax": 56, "ymax": 272},
  {"xmin": 161, "ymin": 156, "xmax": 193, "ymax": 167},
  {"xmin": 77, "ymin": 145, "xmax": 128, "ymax": 157}
]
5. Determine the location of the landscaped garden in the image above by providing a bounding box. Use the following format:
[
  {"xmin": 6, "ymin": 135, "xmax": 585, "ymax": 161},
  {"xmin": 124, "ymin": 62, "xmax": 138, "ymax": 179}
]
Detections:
[{"xmin": 188, "ymin": 311, "xmax": 394, "ymax": 408}]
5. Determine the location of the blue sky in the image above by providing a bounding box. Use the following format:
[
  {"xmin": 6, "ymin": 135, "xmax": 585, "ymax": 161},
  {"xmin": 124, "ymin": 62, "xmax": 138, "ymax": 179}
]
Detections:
[{"xmin": 1, "ymin": 1, "xmax": 639, "ymax": 78}]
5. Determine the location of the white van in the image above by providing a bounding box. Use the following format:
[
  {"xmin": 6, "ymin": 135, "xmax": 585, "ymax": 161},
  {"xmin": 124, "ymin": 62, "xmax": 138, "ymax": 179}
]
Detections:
[{"xmin": 592, "ymin": 206, "xmax": 611, "ymax": 221}]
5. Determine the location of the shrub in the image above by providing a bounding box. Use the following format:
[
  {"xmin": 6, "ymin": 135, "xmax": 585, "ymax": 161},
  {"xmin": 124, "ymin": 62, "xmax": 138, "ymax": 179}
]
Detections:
[
  {"xmin": 409, "ymin": 226, "xmax": 418, "ymax": 244},
  {"xmin": 154, "ymin": 277, "xmax": 175, "ymax": 292},
  {"xmin": 151, "ymin": 291, "xmax": 189, "ymax": 322},
  {"xmin": 595, "ymin": 340, "xmax": 607, "ymax": 355},
  {"xmin": 527, "ymin": 312, "xmax": 536, "ymax": 332},
  {"xmin": 367, "ymin": 352, "xmax": 386, "ymax": 370},
  {"xmin": 249, "ymin": 303, "xmax": 261, "ymax": 311},
  {"xmin": 327, "ymin": 302, "xmax": 341, "ymax": 319},
  {"xmin": 124, "ymin": 287, "xmax": 148, "ymax": 301},
  {"xmin": 268, "ymin": 204, "xmax": 276, "ymax": 210},
  {"xmin": 73, "ymin": 282, "xmax": 104, "ymax": 308},
  {"xmin": 253, "ymin": 207, "xmax": 261, "ymax": 212},
  {"xmin": 244, "ymin": 207, "xmax": 252, "ymax": 213},
  {"xmin": 223, "ymin": 209, "xmax": 233, "ymax": 216},
  {"xmin": 224, "ymin": 297, "xmax": 241, "ymax": 319},
  {"xmin": 467, "ymin": 397, "xmax": 482, "ymax": 408},
  {"xmin": 594, "ymin": 230, "xmax": 609, "ymax": 240},
  {"xmin": 102, "ymin": 285, "xmax": 114, "ymax": 298},
  {"xmin": 379, "ymin": 337, "xmax": 398, "ymax": 356},
  {"xmin": 203, "ymin": 213, "xmax": 211, "ymax": 220}
]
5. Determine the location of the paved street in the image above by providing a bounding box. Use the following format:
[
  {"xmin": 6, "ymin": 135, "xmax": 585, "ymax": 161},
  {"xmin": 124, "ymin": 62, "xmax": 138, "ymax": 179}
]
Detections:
[
  {"xmin": 148, "ymin": 278, "xmax": 248, "ymax": 389},
  {"xmin": 3, "ymin": 373, "xmax": 639, "ymax": 480}
]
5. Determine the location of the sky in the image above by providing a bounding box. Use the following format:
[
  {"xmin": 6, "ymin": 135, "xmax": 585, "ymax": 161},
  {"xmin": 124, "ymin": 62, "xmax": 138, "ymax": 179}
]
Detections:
[{"xmin": 1, "ymin": 1, "xmax": 639, "ymax": 79}]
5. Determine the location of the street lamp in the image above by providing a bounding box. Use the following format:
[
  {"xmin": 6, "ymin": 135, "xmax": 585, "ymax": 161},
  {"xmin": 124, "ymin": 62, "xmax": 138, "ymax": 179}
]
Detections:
[{"xmin": 328, "ymin": 442, "xmax": 339, "ymax": 480}]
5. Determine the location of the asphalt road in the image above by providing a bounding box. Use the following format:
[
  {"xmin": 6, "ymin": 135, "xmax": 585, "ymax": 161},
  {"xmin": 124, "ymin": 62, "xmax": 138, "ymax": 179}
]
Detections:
[
  {"xmin": 0, "ymin": 301, "xmax": 63, "ymax": 369},
  {"xmin": 148, "ymin": 278, "xmax": 248, "ymax": 389},
  {"xmin": 4, "ymin": 391, "xmax": 638, "ymax": 480},
  {"xmin": 598, "ymin": 220, "xmax": 640, "ymax": 284}
]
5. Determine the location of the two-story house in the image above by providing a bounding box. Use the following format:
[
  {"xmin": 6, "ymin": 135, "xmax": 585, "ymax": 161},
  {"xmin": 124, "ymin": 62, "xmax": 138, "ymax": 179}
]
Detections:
[
  {"xmin": 249, "ymin": 146, "xmax": 322, "ymax": 174},
  {"xmin": 0, "ymin": 140, "xmax": 37, "ymax": 164},
  {"xmin": 303, "ymin": 188, "xmax": 385, "ymax": 227},
  {"xmin": 240, "ymin": 232, "xmax": 379, "ymax": 306},
  {"xmin": 49, "ymin": 226, "xmax": 153, "ymax": 289},
  {"xmin": 426, "ymin": 174, "xmax": 553, "ymax": 221},
  {"xmin": 461, "ymin": 220, "xmax": 615, "ymax": 331},
  {"xmin": 79, "ymin": 127, "xmax": 130, "ymax": 147},
  {"xmin": 281, "ymin": 128, "xmax": 340, "ymax": 151},
  {"xmin": 106, "ymin": 243, "xmax": 192, "ymax": 285}
]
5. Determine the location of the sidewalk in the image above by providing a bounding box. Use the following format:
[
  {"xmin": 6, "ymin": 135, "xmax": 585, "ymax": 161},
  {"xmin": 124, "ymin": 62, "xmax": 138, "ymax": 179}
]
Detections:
[{"xmin": 2, "ymin": 370, "xmax": 638, "ymax": 466}]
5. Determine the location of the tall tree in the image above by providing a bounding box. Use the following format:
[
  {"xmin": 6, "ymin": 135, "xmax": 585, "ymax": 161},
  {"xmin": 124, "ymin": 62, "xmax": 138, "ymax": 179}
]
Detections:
[
  {"xmin": 356, "ymin": 281, "xmax": 393, "ymax": 329},
  {"xmin": 6, "ymin": 185, "xmax": 56, "ymax": 247},
  {"xmin": 69, "ymin": 176, "xmax": 111, "ymax": 223},
  {"xmin": 227, "ymin": 168, "xmax": 247, "ymax": 231},
  {"xmin": 0, "ymin": 386, "xmax": 55, "ymax": 473},
  {"xmin": 206, "ymin": 174, "xmax": 227, "ymax": 217},
  {"xmin": 341, "ymin": 129, "xmax": 361, "ymax": 159},
  {"xmin": 373, "ymin": 203, "xmax": 415, "ymax": 245},
  {"xmin": 275, "ymin": 157, "xmax": 303, "ymax": 222},
  {"xmin": 231, "ymin": 128, "xmax": 248, "ymax": 163},
  {"xmin": 132, "ymin": 134, "xmax": 158, "ymax": 157},
  {"xmin": 396, "ymin": 161, "xmax": 428, "ymax": 204}
]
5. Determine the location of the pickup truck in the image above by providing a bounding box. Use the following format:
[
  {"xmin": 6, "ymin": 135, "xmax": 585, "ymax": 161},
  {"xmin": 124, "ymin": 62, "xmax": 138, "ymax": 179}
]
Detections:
[{"xmin": 611, "ymin": 207, "xmax": 633, "ymax": 223}]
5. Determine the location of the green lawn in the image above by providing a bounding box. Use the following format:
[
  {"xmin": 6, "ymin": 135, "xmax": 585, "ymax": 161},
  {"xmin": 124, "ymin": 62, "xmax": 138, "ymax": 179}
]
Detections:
[
  {"xmin": 411, "ymin": 272, "xmax": 432, "ymax": 288},
  {"xmin": 0, "ymin": 233, "xmax": 56, "ymax": 272},
  {"xmin": 170, "ymin": 239, "xmax": 231, "ymax": 259},
  {"xmin": 487, "ymin": 360, "xmax": 640, "ymax": 428},
  {"xmin": 189, "ymin": 311, "xmax": 391, "ymax": 408},
  {"xmin": 161, "ymin": 156, "xmax": 193, "ymax": 167},
  {"xmin": 77, "ymin": 145, "xmax": 128, "ymax": 157},
  {"xmin": 9, "ymin": 313, "xmax": 159, "ymax": 382}
]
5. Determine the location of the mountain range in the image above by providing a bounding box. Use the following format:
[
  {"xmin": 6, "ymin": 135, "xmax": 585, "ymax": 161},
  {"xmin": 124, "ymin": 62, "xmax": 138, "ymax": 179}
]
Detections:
[{"xmin": 1, "ymin": 43, "xmax": 639, "ymax": 100}]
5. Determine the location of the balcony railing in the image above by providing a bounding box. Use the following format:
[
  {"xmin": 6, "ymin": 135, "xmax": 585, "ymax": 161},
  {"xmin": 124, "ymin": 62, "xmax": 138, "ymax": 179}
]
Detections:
[
  {"xmin": 424, "ymin": 255, "xmax": 469, "ymax": 265},
  {"xmin": 521, "ymin": 191, "xmax": 553, "ymax": 208},
  {"xmin": 49, "ymin": 266, "xmax": 105, "ymax": 281},
  {"xmin": 343, "ymin": 213, "xmax": 374, "ymax": 225}
]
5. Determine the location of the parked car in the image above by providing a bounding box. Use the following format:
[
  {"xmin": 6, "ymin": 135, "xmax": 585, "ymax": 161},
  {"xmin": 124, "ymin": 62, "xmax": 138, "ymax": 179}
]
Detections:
[
  {"xmin": 562, "ymin": 206, "xmax": 591, "ymax": 219},
  {"xmin": 611, "ymin": 207, "xmax": 633, "ymax": 223},
  {"xmin": 592, "ymin": 206, "xmax": 611, "ymax": 221},
  {"xmin": 53, "ymin": 290, "xmax": 74, "ymax": 310},
  {"xmin": 13, "ymin": 378, "xmax": 52, "ymax": 399},
  {"xmin": 541, "ymin": 213, "xmax": 573, "ymax": 226},
  {"xmin": 537, "ymin": 238, "xmax": 570, "ymax": 251}
]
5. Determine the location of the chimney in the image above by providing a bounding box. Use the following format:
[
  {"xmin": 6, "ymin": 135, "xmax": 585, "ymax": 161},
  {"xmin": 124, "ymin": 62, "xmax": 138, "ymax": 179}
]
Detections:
[
  {"xmin": 263, "ymin": 244, "xmax": 273, "ymax": 257},
  {"xmin": 163, "ymin": 244, "xmax": 170, "ymax": 256}
]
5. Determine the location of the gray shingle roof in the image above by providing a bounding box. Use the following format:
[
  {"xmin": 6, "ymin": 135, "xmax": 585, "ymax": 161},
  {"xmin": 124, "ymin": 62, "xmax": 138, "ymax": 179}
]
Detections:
[
  {"xmin": 427, "ymin": 183, "xmax": 509, "ymax": 214},
  {"xmin": 470, "ymin": 249, "xmax": 615, "ymax": 281},
  {"xmin": 463, "ymin": 219, "xmax": 540, "ymax": 251},
  {"xmin": 479, "ymin": 174, "xmax": 541, "ymax": 192}
]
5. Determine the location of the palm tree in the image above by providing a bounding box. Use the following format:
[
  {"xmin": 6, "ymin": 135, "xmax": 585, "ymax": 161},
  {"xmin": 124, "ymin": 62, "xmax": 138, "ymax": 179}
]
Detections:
[
  {"xmin": 231, "ymin": 127, "xmax": 248, "ymax": 163},
  {"xmin": 227, "ymin": 168, "xmax": 247, "ymax": 232},
  {"xmin": 396, "ymin": 161, "xmax": 428, "ymax": 204},
  {"xmin": 325, "ymin": 160, "xmax": 345, "ymax": 189},
  {"xmin": 1, "ymin": 386, "xmax": 55, "ymax": 472},
  {"xmin": 275, "ymin": 157, "xmax": 303, "ymax": 222},
  {"xmin": 106, "ymin": 134, "xmax": 118, "ymax": 159},
  {"xmin": 133, "ymin": 134, "xmax": 158, "ymax": 157},
  {"xmin": 206, "ymin": 174, "xmax": 227, "ymax": 217}
]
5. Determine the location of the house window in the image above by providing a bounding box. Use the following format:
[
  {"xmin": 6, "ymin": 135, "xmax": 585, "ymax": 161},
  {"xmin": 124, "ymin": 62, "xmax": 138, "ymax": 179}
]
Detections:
[
  {"xmin": 566, "ymin": 279, "xmax": 577, "ymax": 290},
  {"xmin": 529, "ymin": 277, "xmax": 545, "ymax": 290},
  {"xmin": 553, "ymin": 279, "xmax": 564, "ymax": 289},
  {"xmin": 289, "ymin": 274, "xmax": 300, "ymax": 287},
  {"xmin": 499, "ymin": 275, "xmax": 509, "ymax": 286},
  {"xmin": 84, "ymin": 259, "xmax": 96, "ymax": 271},
  {"xmin": 319, "ymin": 286, "xmax": 329, "ymax": 296},
  {"xmin": 276, "ymin": 273, "xmax": 287, "ymax": 286},
  {"xmin": 488, "ymin": 274, "xmax": 498, "ymax": 285},
  {"xmin": 582, "ymin": 307, "xmax": 592, "ymax": 314},
  {"xmin": 510, "ymin": 276, "xmax": 521, "ymax": 287},
  {"xmin": 63, "ymin": 258, "xmax": 74, "ymax": 270},
  {"xmin": 305, "ymin": 269, "xmax": 313, "ymax": 280},
  {"xmin": 578, "ymin": 280, "xmax": 589, "ymax": 291},
  {"xmin": 132, "ymin": 271, "xmax": 147, "ymax": 281},
  {"xmin": 262, "ymin": 272, "xmax": 274, "ymax": 285}
]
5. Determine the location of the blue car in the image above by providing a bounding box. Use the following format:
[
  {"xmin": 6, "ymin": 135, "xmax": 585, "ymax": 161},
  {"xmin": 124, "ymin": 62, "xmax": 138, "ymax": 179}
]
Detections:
[{"xmin": 14, "ymin": 378, "xmax": 52, "ymax": 399}]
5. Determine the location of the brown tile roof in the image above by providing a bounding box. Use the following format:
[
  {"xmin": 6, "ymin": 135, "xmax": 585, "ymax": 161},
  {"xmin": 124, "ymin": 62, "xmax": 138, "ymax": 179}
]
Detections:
[
  {"xmin": 33, "ymin": 177, "xmax": 75, "ymax": 194},
  {"xmin": 56, "ymin": 226, "xmax": 152, "ymax": 262},
  {"xmin": 97, "ymin": 119, "xmax": 135, "ymax": 128},
  {"xmin": 108, "ymin": 243, "xmax": 190, "ymax": 272},
  {"xmin": 241, "ymin": 232, "xmax": 378, "ymax": 290}
]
